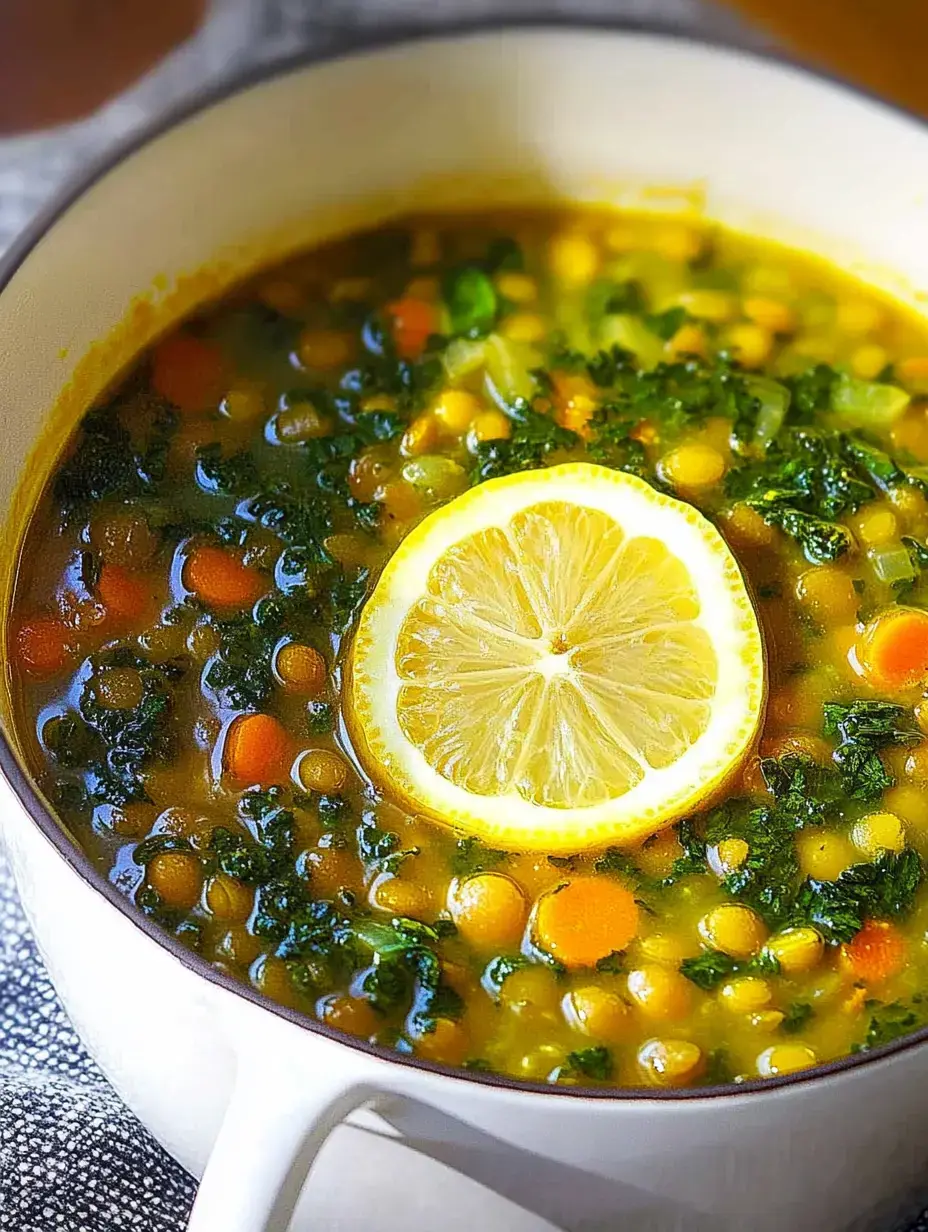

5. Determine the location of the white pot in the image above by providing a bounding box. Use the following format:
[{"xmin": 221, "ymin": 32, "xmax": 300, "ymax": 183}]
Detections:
[{"xmin": 2, "ymin": 25, "xmax": 928, "ymax": 1232}]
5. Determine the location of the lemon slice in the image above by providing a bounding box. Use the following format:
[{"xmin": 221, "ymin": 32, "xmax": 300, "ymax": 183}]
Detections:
[{"xmin": 348, "ymin": 462, "xmax": 764, "ymax": 853}]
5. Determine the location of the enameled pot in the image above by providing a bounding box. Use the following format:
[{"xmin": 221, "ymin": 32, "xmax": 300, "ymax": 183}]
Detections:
[{"xmin": 2, "ymin": 25, "xmax": 928, "ymax": 1232}]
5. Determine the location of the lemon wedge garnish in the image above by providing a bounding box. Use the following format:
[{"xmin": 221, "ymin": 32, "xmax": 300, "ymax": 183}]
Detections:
[{"xmin": 348, "ymin": 462, "xmax": 764, "ymax": 853}]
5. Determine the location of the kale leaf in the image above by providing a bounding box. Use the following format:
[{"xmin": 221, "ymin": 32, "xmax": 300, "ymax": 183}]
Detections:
[
  {"xmin": 781, "ymin": 1002, "xmax": 814, "ymax": 1034},
  {"xmin": 793, "ymin": 849, "xmax": 924, "ymax": 941},
  {"xmin": 854, "ymin": 998, "xmax": 926, "ymax": 1052},
  {"xmin": 445, "ymin": 266, "xmax": 498, "ymax": 337},
  {"xmin": 195, "ymin": 443, "xmax": 258, "ymax": 496},
  {"xmin": 450, "ymin": 837, "xmax": 509, "ymax": 877},
  {"xmin": 679, "ymin": 949, "xmax": 737, "ymax": 990},
  {"xmin": 472, "ymin": 406, "xmax": 578, "ymax": 482},
  {"xmin": 562, "ymin": 1045, "xmax": 614, "ymax": 1082},
  {"xmin": 823, "ymin": 700, "xmax": 920, "ymax": 801}
]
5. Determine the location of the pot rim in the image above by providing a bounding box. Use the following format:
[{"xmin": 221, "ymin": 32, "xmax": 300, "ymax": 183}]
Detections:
[{"xmin": 2, "ymin": 15, "xmax": 927, "ymax": 1104}]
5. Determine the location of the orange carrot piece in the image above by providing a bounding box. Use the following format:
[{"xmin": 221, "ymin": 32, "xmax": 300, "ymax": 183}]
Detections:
[
  {"xmin": 182, "ymin": 545, "xmax": 266, "ymax": 610},
  {"xmin": 97, "ymin": 564, "xmax": 152, "ymax": 623},
  {"xmin": 534, "ymin": 877, "xmax": 639, "ymax": 969},
  {"xmin": 224, "ymin": 713, "xmax": 293, "ymax": 786},
  {"xmin": 842, "ymin": 920, "xmax": 906, "ymax": 983},
  {"xmin": 151, "ymin": 333, "xmax": 225, "ymax": 412},
  {"xmin": 858, "ymin": 607, "xmax": 928, "ymax": 691},
  {"xmin": 16, "ymin": 617, "xmax": 75, "ymax": 677},
  {"xmin": 385, "ymin": 298, "xmax": 438, "ymax": 359}
]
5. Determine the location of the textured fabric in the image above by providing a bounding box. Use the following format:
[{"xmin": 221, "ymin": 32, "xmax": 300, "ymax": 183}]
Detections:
[{"xmin": 1, "ymin": 3, "xmax": 925, "ymax": 1231}]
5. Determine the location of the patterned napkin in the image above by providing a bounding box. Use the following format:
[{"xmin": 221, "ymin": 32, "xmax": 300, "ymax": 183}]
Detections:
[{"xmin": 3, "ymin": 3, "xmax": 922, "ymax": 1230}]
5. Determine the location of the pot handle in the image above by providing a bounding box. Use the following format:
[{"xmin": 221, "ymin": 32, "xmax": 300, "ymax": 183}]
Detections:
[{"xmin": 186, "ymin": 1043, "xmax": 379, "ymax": 1232}]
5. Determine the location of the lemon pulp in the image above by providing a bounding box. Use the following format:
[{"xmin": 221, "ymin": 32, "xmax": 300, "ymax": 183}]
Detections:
[{"xmin": 349, "ymin": 462, "xmax": 764, "ymax": 852}]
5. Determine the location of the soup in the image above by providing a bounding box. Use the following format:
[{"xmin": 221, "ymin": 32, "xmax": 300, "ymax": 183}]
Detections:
[{"xmin": 10, "ymin": 209, "xmax": 928, "ymax": 1089}]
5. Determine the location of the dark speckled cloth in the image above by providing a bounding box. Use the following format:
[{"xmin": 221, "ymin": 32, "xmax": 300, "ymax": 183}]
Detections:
[{"xmin": 1, "ymin": 4, "xmax": 925, "ymax": 1230}]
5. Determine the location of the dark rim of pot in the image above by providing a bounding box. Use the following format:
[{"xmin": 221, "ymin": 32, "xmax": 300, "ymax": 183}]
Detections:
[{"xmin": 1, "ymin": 16, "xmax": 926, "ymax": 1102}]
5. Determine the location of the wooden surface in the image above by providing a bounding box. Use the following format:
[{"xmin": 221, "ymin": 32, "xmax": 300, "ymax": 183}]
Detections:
[{"xmin": 719, "ymin": 0, "xmax": 928, "ymax": 117}]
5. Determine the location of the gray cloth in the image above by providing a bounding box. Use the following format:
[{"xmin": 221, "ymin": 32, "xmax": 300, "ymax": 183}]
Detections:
[{"xmin": 1, "ymin": 4, "xmax": 921, "ymax": 1231}]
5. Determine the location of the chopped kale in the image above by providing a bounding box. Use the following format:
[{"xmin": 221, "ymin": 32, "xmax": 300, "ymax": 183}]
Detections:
[
  {"xmin": 595, "ymin": 951, "xmax": 627, "ymax": 975},
  {"xmin": 71, "ymin": 648, "xmax": 183, "ymax": 805},
  {"xmin": 450, "ymin": 837, "xmax": 509, "ymax": 877},
  {"xmin": 54, "ymin": 401, "xmax": 176, "ymax": 520},
  {"xmin": 209, "ymin": 826, "xmax": 271, "ymax": 884},
  {"xmin": 482, "ymin": 954, "xmax": 532, "ymax": 1000},
  {"xmin": 305, "ymin": 700, "xmax": 335, "ymax": 735},
  {"xmin": 786, "ymin": 364, "xmax": 840, "ymax": 420},
  {"xmin": 327, "ymin": 567, "xmax": 370, "ymax": 632},
  {"xmin": 472, "ymin": 406, "xmax": 579, "ymax": 482},
  {"xmin": 194, "ymin": 442, "xmax": 258, "ymax": 496},
  {"xmin": 562, "ymin": 1045, "xmax": 614, "ymax": 1082},
  {"xmin": 644, "ymin": 306, "xmax": 690, "ymax": 341},
  {"xmin": 793, "ymin": 849, "xmax": 924, "ymax": 941},
  {"xmin": 665, "ymin": 817, "xmax": 709, "ymax": 883},
  {"xmin": 244, "ymin": 482, "xmax": 333, "ymax": 566},
  {"xmin": 781, "ymin": 1002, "xmax": 814, "ymax": 1034},
  {"xmin": 132, "ymin": 833, "xmax": 192, "ymax": 865},
  {"xmin": 703, "ymin": 1048, "xmax": 734, "ymax": 1086},
  {"xmin": 854, "ymin": 998, "xmax": 925, "ymax": 1052},
  {"xmin": 357, "ymin": 821, "xmax": 419, "ymax": 874},
  {"xmin": 679, "ymin": 949, "xmax": 737, "ymax": 990},
  {"xmin": 444, "ymin": 266, "xmax": 498, "ymax": 337},
  {"xmin": 823, "ymin": 700, "xmax": 919, "ymax": 801},
  {"xmin": 725, "ymin": 427, "xmax": 877, "ymax": 562}
]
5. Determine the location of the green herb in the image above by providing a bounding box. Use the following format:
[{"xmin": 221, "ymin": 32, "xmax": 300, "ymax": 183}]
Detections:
[
  {"xmin": 69, "ymin": 647, "xmax": 184, "ymax": 805},
  {"xmin": 562, "ymin": 1045, "xmax": 614, "ymax": 1082},
  {"xmin": 854, "ymin": 998, "xmax": 925, "ymax": 1051},
  {"xmin": 595, "ymin": 951, "xmax": 627, "ymax": 974},
  {"xmin": 450, "ymin": 837, "xmax": 509, "ymax": 877},
  {"xmin": 823, "ymin": 700, "xmax": 919, "ymax": 801},
  {"xmin": 781, "ymin": 1002, "xmax": 814, "ymax": 1034},
  {"xmin": 54, "ymin": 400, "xmax": 175, "ymax": 520},
  {"xmin": 195, "ymin": 442, "xmax": 258, "ymax": 496},
  {"xmin": 793, "ymin": 849, "xmax": 924, "ymax": 941},
  {"xmin": 472, "ymin": 406, "xmax": 578, "ymax": 482},
  {"xmin": 644, "ymin": 306, "xmax": 690, "ymax": 341},
  {"xmin": 679, "ymin": 949, "xmax": 737, "ymax": 990},
  {"xmin": 132, "ymin": 834, "xmax": 192, "ymax": 865},
  {"xmin": 306, "ymin": 700, "xmax": 335, "ymax": 735},
  {"xmin": 445, "ymin": 266, "xmax": 498, "ymax": 337},
  {"xmin": 703, "ymin": 1048, "xmax": 734, "ymax": 1086},
  {"xmin": 482, "ymin": 954, "xmax": 532, "ymax": 1000}
]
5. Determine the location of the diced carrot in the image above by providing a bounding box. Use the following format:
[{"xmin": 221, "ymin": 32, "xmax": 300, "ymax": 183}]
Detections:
[
  {"xmin": 858, "ymin": 607, "xmax": 928, "ymax": 692},
  {"xmin": 16, "ymin": 617, "xmax": 75, "ymax": 677},
  {"xmin": 224, "ymin": 713, "xmax": 293, "ymax": 786},
  {"xmin": 97, "ymin": 564, "xmax": 152, "ymax": 623},
  {"xmin": 182, "ymin": 545, "xmax": 266, "ymax": 610},
  {"xmin": 151, "ymin": 333, "xmax": 225, "ymax": 412},
  {"xmin": 534, "ymin": 877, "xmax": 639, "ymax": 969},
  {"xmin": 384, "ymin": 298, "xmax": 438, "ymax": 359},
  {"xmin": 842, "ymin": 920, "xmax": 906, "ymax": 983}
]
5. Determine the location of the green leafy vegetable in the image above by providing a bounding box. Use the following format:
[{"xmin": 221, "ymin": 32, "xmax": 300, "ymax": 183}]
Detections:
[
  {"xmin": 445, "ymin": 266, "xmax": 498, "ymax": 337},
  {"xmin": 562, "ymin": 1045, "xmax": 614, "ymax": 1082},
  {"xmin": 679, "ymin": 949, "xmax": 737, "ymax": 990},
  {"xmin": 782, "ymin": 1002, "xmax": 814, "ymax": 1034},
  {"xmin": 823, "ymin": 700, "xmax": 920, "ymax": 801}
]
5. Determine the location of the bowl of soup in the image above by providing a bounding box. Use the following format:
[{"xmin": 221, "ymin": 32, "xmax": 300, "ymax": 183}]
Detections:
[{"xmin": 2, "ymin": 22, "xmax": 928, "ymax": 1232}]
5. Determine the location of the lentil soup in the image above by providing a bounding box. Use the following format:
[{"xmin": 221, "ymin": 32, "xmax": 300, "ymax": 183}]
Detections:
[{"xmin": 10, "ymin": 210, "xmax": 928, "ymax": 1089}]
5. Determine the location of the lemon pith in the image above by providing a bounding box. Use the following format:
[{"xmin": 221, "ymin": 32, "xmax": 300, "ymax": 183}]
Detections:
[{"xmin": 348, "ymin": 462, "xmax": 765, "ymax": 853}]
